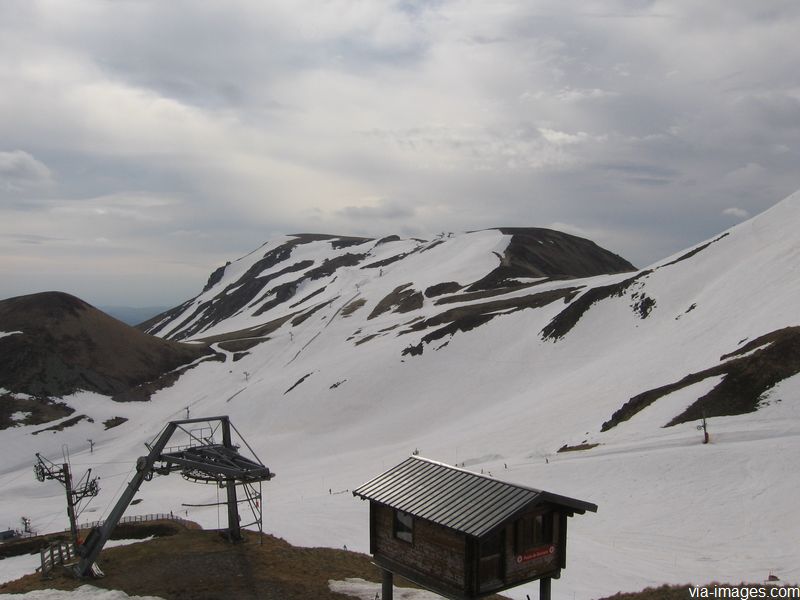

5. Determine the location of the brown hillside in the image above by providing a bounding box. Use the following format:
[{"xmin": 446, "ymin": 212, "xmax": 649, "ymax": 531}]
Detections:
[{"xmin": 0, "ymin": 291, "xmax": 212, "ymax": 398}]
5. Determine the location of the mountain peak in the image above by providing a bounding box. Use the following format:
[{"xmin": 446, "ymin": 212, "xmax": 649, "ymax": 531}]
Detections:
[{"xmin": 144, "ymin": 228, "xmax": 635, "ymax": 341}]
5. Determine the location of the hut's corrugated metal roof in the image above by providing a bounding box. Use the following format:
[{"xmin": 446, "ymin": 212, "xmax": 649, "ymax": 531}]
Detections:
[{"xmin": 353, "ymin": 456, "xmax": 597, "ymax": 538}]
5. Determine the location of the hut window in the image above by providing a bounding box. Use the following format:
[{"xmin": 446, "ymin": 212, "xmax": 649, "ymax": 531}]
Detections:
[
  {"xmin": 514, "ymin": 513, "xmax": 552, "ymax": 553},
  {"xmin": 394, "ymin": 510, "xmax": 413, "ymax": 543}
]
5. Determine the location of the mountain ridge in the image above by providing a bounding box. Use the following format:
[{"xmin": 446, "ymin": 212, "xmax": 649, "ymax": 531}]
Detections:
[{"xmin": 141, "ymin": 227, "xmax": 634, "ymax": 345}]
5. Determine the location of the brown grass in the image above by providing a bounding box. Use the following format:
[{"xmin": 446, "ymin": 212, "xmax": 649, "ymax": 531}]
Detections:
[
  {"xmin": 1, "ymin": 525, "xmax": 380, "ymax": 600},
  {"xmin": 0, "ymin": 394, "xmax": 74, "ymax": 431},
  {"xmin": 0, "ymin": 521, "xmax": 512, "ymax": 600}
]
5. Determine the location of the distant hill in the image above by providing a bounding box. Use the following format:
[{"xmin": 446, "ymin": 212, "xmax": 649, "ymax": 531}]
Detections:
[
  {"xmin": 99, "ymin": 305, "xmax": 171, "ymax": 327},
  {"xmin": 0, "ymin": 291, "xmax": 212, "ymax": 399}
]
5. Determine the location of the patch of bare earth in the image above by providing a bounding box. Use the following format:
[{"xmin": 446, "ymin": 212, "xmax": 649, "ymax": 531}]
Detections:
[{"xmin": 0, "ymin": 394, "xmax": 74, "ymax": 430}]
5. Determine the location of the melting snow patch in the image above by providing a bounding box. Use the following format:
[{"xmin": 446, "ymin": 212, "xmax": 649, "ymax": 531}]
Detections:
[
  {"xmin": 10, "ymin": 411, "xmax": 31, "ymax": 423},
  {"xmin": 0, "ymin": 584, "xmax": 165, "ymax": 599},
  {"xmin": 0, "ymin": 552, "xmax": 41, "ymax": 586},
  {"xmin": 105, "ymin": 537, "xmax": 154, "ymax": 548},
  {"xmin": 329, "ymin": 578, "xmax": 444, "ymax": 599},
  {"xmin": 0, "ymin": 331, "xmax": 22, "ymax": 339}
]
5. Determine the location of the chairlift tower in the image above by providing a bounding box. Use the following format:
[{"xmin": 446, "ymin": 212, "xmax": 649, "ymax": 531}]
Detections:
[
  {"xmin": 34, "ymin": 453, "xmax": 99, "ymax": 546},
  {"xmin": 74, "ymin": 415, "xmax": 274, "ymax": 578}
]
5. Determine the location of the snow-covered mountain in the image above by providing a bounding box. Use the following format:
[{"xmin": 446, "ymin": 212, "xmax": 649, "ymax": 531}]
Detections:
[
  {"xmin": 2, "ymin": 195, "xmax": 800, "ymax": 599},
  {"xmin": 139, "ymin": 227, "xmax": 634, "ymax": 343}
]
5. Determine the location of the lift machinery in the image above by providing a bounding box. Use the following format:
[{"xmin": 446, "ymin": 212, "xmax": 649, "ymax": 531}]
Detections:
[{"xmin": 74, "ymin": 415, "xmax": 274, "ymax": 578}]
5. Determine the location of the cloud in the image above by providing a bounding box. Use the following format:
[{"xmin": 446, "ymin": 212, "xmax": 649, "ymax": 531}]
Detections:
[
  {"xmin": 49, "ymin": 192, "xmax": 179, "ymax": 223},
  {"xmin": 722, "ymin": 207, "xmax": 750, "ymax": 219},
  {"xmin": 538, "ymin": 128, "xmax": 588, "ymax": 146},
  {"xmin": 546, "ymin": 221, "xmax": 597, "ymax": 240},
  {"xmin": 1, "ymin": 0, "xmax": 800, "ymax": 304},
  {"xmin": 337, "ymin": 199, "xmax": 415, "ymax": 220},
  {"xmin": 599, "ymin": 162, "xmax": 677, "ymax": 187},
  {"xmin": 522, "ymin": 88, "xmax": 618, "ymax": 103},
  {"xmin": 0, "ymin": 150, "xmax": 52, "ymax": 190},
  {"xmin": 724, "ymin": 162, "xmax": 767, "ymax": 186},
  {"xmin": 361, "ymin": 124, "xmax": 596, "ymax": 172},
  {"xmin": 7, "ymin": 233, "xmax": 65, "ymax": 245}
]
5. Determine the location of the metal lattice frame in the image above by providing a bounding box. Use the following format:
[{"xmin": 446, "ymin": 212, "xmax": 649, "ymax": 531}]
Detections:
[
  {"xmin": 34, "ymin": 453, "xmax": 99, "ymax": 547},
  {"xmin": 74, "ymin": 416, "xmax": 274, "ymax": 578}
]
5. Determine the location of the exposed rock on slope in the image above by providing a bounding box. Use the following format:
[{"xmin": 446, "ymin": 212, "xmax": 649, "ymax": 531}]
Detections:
[{"xmin": 601, "ymin": 326, "xmax": 800, "ymax": 430}]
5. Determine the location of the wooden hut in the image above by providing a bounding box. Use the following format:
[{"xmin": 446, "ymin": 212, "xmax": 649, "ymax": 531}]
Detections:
[{"xmin": 353, "ymin": 456, "xmax": 597, "ymax": 600}]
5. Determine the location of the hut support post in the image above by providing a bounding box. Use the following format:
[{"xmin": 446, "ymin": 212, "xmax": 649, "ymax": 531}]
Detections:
[
  {"xmin": 540, "ymin": 577, "xmax": 551, "ymax": 600},
  {"xmin": 381, "ymin": 568, "xmax": 393, "ymax": 600}
]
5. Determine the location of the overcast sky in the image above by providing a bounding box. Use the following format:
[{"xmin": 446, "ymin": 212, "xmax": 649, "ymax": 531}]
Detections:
[{"xmin": 2, "ymin": 0, "xmax": 799, "ymax": 307}]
